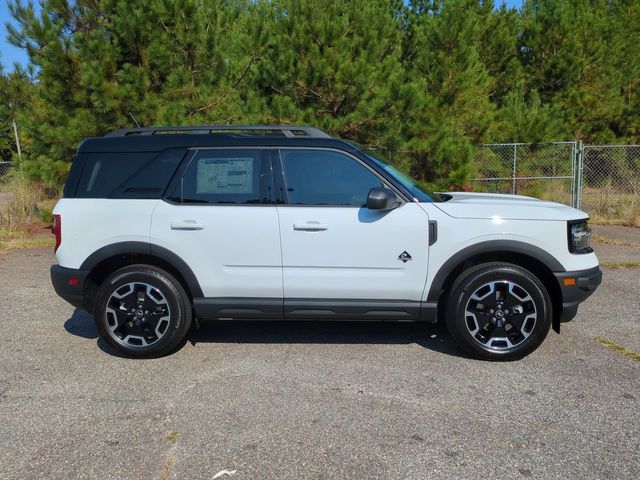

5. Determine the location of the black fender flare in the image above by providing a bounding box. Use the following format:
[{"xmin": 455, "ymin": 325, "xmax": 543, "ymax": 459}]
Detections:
[
  {"xmin": 426, "ymin": 240, "xmax": 565, "ymax": 302},
  {"xmin": 80, "ymin": 241, "xmax": 204, "ymax": 298}
]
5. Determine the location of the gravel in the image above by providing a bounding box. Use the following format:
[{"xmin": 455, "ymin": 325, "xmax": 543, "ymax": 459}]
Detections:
[{"xmin": 0, "ymin": 247, "xmax": 638, "ymax": 480}]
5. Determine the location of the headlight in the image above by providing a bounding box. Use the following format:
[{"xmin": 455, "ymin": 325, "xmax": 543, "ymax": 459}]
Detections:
[{"xmin": 568, "ymin": 220, "xmax": 592, "ymax": 254}]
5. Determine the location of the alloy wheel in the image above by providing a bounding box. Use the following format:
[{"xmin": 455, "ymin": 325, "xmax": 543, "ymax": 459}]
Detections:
[
  {"xmin": 105, "ymin": 282, "xmax": 171, "ymax": 348},
  {"xmin": 464, "ymin": 280, "xmax": 537, "ymax": 350}
]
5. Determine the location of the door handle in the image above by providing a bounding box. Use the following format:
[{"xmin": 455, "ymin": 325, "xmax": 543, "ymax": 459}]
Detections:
[
  {"xmin": 293, "ymin": 222, "xmax": 328, "ymax": 231},
  {"xmin": 171, "ymin": 219, "xmax": 205, "ymax": 231}
]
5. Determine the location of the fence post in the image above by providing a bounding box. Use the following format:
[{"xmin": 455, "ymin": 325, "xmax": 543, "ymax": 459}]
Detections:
[
  {"xmin": 512, "ymin": 144, "xmax": 517, "ymax": 195},
  {"xmin": 12, "ymin": 119, "xmax": 23, "ymax": 178},
  {"xmin": 576, "ymin": 141, "xmax": 584, "ymax": 210},
  {"xmin": 570, "ymin": 141, "xmax": 577, "ymax": 207}
]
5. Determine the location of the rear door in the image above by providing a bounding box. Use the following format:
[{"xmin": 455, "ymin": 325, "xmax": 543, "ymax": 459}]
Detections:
[
  {"xmin": 150, "ymin": 147, "xmax": 283, "ymax": 319},
  {"xmin": 274, "ymin": 148, "xmax": 430, "ymax": 320}
]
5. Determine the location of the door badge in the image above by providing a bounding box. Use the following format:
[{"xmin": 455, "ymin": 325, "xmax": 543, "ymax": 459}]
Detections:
[{"xmin": 398, "ymin": 251, "xmax": 412, "ymax": 263}]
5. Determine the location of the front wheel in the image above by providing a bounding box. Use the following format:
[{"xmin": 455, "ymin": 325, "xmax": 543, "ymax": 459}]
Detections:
[
  {"xmin": 445, "ymin": 263, "xmax": 552, "ymax": 361},
  {"xmin": 93, "ymin": 265, "xmax": 192, "ymax": 358}
]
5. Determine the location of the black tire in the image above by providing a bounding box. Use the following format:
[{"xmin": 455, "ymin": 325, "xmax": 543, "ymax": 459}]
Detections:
[
  {"xmin": 445, "ymin": 262, "xmax": 552, "ymax": 361},
  {"xmin": 93, "ymin": 265, "xmax": 192, "ymax": 358}
]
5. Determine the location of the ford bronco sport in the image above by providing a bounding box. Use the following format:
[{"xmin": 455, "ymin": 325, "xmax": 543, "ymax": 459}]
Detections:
[{"xmin": 50, "ymin": 125, "xmax": 602, "ymax": 360}]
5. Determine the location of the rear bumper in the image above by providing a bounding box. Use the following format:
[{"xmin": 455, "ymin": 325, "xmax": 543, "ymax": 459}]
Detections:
[
  {"xmin": 554, "ymin": 266, "xmax": 602, "ymax": 322},
  {"xmin": 50, "ymin": 265, "xmax": 90, "ymax": 311}
]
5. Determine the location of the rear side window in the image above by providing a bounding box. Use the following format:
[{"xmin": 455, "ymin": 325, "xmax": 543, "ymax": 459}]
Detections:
[
  {"xmin": 279, "ymin": 149, "xmax": 383, "ymax": 206},
  {"xmin": 75, "ymin": 150, "xmax": 184, "ymax": 198},
  {"xmin": 168, "ymin": 149, "xmax": 273, "ymax": 204}
]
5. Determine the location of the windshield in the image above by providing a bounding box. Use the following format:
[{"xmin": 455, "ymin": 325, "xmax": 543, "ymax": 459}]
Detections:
[{"xmin": 365, "ymin": 154, "xmax": 446, "ymax": 203}]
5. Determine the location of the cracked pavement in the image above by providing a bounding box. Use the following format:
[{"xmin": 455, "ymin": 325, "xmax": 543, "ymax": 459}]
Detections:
[{"xmin": 0, "ymin": 245, "xmax": 639, "ymax": 479}]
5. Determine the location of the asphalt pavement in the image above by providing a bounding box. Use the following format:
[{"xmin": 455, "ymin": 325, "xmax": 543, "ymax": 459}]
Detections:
[{"xmin": 0, "ymin": 243, "xmax": 638, "ymax": 480}]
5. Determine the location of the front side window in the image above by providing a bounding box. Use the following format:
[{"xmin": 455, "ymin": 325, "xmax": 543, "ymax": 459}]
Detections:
[
  {"xmin": 169, "ymin": 149, "xmax": 273, "ymax": 204},
  {"xmin": 279, "ymin": 149, "xmax": 383, "ymax": 206}
]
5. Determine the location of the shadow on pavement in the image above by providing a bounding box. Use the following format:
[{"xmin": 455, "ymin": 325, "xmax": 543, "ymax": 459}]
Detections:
[
  {"xmin": 64, "ymin": 308, "xmax": 465, "ymax": 358},
  {"xmin": 64, "ymin": 308, "xmax": 97, "ymax": 339}
]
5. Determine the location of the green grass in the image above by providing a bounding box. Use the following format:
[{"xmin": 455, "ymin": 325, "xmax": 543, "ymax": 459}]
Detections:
[{"xmin": 595, "ymin": 336, "xmax": 640, "ymax": 362}]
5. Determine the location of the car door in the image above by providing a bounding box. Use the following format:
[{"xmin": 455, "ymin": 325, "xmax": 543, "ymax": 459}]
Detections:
[
  {"xmin": 150, "ymin": 147, "xmax": 283, "ymax": 319},
  {"xmin": 274, "ymin": 148, "xmax": 430, "ymax": 320}
]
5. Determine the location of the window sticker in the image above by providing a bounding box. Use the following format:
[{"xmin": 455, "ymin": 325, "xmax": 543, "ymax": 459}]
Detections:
[{"xmin": 196, "ymin": 157, "xmax": 254, "ymax": 194}]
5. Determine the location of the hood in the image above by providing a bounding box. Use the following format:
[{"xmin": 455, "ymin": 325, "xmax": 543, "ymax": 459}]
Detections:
[{"xmin": 433, "ymin": 192, "xmax": 587, "ymax": 221}]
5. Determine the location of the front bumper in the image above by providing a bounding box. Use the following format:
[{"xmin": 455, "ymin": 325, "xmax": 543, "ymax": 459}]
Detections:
[
  {"xmin": 50, "ymin": 265, "xmax": 90, "ymax": 311},
  {"xmin": 554, "ymin": 266, "xmax": 602, "ymax": 322}
]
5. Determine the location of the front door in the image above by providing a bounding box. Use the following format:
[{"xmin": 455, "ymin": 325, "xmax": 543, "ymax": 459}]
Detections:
[{"xmin": 274, "ymin": 148, "xmax": 430, "ymax": 320}]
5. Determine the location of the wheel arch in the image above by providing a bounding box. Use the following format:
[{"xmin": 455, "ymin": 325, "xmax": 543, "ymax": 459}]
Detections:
[
  {"xmin": 428, "ymin": 241, "xmax": 564, "ymax": 332},
  {"xmin": 81, "ymin": 242, "xmax": 204, "ymax": 305}
]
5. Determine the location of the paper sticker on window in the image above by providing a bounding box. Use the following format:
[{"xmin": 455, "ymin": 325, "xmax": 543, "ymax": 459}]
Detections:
[{"xmin": 196, "ymin": 157, "xmax": 254, "ymax": 194}]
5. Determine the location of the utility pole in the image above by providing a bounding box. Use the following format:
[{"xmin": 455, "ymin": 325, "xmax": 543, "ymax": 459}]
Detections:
[{"xmin": 9, "ymin": 102, "xmax": 23, "ymax": 177}]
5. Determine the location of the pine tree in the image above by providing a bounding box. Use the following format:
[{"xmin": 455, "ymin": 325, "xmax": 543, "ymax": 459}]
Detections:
[
  {"xmin": 245, "ymin": 0, "xmax": 418, "ymax": 149},
  {"xmin": 403, "ymin": 0, "xmax": 495, "ymax": 188},
  {"xmin": 518, "ymin": 0, "xmax": 624, "ymax": 142},
  {"xmin": 4, "ymin": 0, "xmax": 640, "ymax": 186},
  {"xmin": 6, "ymin": 0, "xmax": 253, "ymax": 183}
]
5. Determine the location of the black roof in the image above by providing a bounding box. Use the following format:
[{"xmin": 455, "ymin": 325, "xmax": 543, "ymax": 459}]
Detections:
[{"xmin": 78, "ymin": 125, "xmax": 356, "ymax": 153}]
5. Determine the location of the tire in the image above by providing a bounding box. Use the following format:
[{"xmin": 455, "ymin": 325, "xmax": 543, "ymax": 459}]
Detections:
[
  {"xmin": 93, "ymin": 265, "xmax": 192, "ymax": 358},
  {"xmin": 445, "ymin": 262, "xmax": 552, "ymax": 361}
]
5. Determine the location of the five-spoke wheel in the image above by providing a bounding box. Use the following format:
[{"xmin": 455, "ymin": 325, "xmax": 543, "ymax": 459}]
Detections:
[
  {"xmin": 446, "ymin": 263, "xmax": 552, "ymax": 360},
  {"xmin": 94, "ymin": 265, "xmax": 192, "ymax": 358},
  {"xmin": 105, "ymin": 282, "xmax": 172, "ymax": 348}
]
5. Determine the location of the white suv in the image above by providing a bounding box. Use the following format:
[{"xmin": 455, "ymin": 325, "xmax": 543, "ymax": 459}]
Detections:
[{"xmin": 50, "ymin": 125, "xmax": 602, "ymax": 360}]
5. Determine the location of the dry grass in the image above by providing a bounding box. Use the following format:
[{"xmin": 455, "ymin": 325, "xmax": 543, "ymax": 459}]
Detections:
[
  {"xmin": 590, "ymin": 214, "xmax": 640, "ymax": 228},
  {"xmin": 595, "ymin": 336, "xmax": 640, "ymax": 362},
  {"xmin": 0, "ymin": 174, "xmax": 43, "ymax": 228},
  {"xmin": 600, "ymin": 260, "xmax": 640, "ymax": 269},
  {"xmin": 0, "ymin": 228, "xmax": 54, "ymax": 252},
  {"xmin": 165, "ymin": 431, "xmax": 178, "ymax": 444},
  {"xmin": 0, "ymin": 171, "xmax": 59, "ymax": 229},
  {"xmin": 584, "ymin": 190, "xmax": 640, "ymax": 228},
  {"xmin": 591, "ymin": 234, "xmax": 640, "ymax": 249}
]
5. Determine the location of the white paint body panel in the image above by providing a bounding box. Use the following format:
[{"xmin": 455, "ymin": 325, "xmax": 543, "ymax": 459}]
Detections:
[
  {"xmin": 149, "ymin": 201, "xmax": 282, "ymax": 298},
  {"xmin": 436, "ymin": 192, "xmax": 589, "ymax": 221},
  {"xmin": 54, "ymin": 191, "xmax": 599, "ymax": 304},
  {"xmin": 419, "ymin": 203, "xmax": 599, "ymax": 302},
  {"xmin": 53, "ymin": 198, "xmax": 159, "ymax": 269},
  {"xmin": 276, "ymin": 203, "xmax": 429, "ymax": 300}
]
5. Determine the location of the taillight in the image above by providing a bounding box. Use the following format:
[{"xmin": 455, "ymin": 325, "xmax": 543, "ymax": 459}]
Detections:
[{"xmin": 52, "ymin": 214, "xmax": 61, "ymax": 253}]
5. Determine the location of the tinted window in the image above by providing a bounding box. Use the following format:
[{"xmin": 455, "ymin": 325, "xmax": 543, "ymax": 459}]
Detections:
[
  {"xmin": 170, "ymin": 149, "xmax": 272, "ymax": 204},
  {"xmin": 280, "ymin": 149, "xmax": 382, "ymax": 206},
  {"xmin": 76, "ymin": 152, "xmax": 156, "ymax": 198},
  {"xmin": 116, "ymin": 149, "xmax": 185, "ymax": 198}
]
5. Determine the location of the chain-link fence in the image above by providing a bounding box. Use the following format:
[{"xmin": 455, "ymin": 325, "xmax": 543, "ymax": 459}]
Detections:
[
  {"xmin": 580, "ymin": 145, "xmax": 640, "ymax": 225},
  {"xmin": 471, "ymin": 142, "xmax": 578, "ymax": 206},
  {"xmin": 472, "ymin": 142, "xmax": 640, "ymax": 226},
  {"xmin": 0, "ymin": 161, "xmax": 11, "ymax": 178}
]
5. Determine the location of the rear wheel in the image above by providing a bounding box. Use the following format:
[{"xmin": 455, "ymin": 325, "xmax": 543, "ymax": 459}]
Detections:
[
  {"xmin": 94, "ymin": 265, "xmax": 192, "ymax": 358},
  {"xmin": 445, "ymin": 263, "xmax": 552, "ymax": 361}
]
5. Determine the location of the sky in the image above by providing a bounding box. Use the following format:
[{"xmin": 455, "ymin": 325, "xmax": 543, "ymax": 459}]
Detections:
[{"xmin": 0, "ymin": 0, "xmax": 525, "ymax": 71}]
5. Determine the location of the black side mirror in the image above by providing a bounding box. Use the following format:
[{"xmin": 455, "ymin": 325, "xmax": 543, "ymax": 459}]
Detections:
[{"xmin": 367, "ymin": 187, "xmax": 399, "ymax": 210}]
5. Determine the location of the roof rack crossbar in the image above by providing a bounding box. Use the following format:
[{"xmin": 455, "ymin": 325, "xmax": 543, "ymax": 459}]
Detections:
[{"xmin": 105, "ymin": 125, "xmax": 333, "ymax": 138}]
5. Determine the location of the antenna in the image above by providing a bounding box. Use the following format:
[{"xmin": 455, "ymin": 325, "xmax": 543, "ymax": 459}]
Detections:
[{"xmin": 128, "ymin": 112, "xmax": 141, "ymax": 128}]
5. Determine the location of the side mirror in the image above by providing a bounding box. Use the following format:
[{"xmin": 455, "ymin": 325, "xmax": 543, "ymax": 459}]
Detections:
[{"xmin": 367, "ymin": 187, "xmax": 399, "ymax": 210}]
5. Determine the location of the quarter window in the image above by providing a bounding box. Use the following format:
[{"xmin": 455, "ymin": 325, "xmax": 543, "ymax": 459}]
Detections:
[
  {"xmin": 279, "ymin": 149, "xmax": 383, "ymax": 206},
  {"xmin": 76, "ymin": 152, "xmax": 156, "ymax": 198}
]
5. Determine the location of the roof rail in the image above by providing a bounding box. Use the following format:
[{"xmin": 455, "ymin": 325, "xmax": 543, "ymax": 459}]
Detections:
[{"xmin": 104, "ymin": 125, "xmax": 333, "ymax": 138}]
